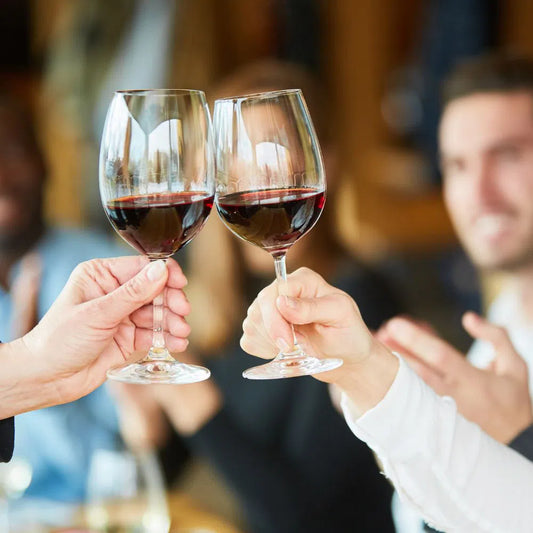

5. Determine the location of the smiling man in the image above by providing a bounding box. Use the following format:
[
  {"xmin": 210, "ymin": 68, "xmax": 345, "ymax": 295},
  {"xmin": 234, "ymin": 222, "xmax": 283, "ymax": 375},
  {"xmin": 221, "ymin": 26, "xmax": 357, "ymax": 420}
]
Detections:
[
  {"xmin": 439, "ymin": 57, "xmax": 533, "ymax": 378},
  {"xmin": 379, "ymin": 54, "xmax": 533, "ymax": 415},
  {"xmin": 373, "ymin": 53, "xmax": 533, "ymax": 532}
]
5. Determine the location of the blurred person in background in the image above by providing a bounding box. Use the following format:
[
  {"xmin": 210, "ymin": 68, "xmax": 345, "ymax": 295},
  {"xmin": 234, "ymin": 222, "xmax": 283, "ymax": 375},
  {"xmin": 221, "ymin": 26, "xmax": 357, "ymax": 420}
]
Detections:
[
  {"xmin": 114, "ymin": 60, "xmax": 401, "ymax": 533},
  {"xmin": 377, "ymin": 52, "xmax": 533, "ymax": 531},
  {"xmin": 0, "ymin": 91, "xmax": 131, "ymax": 503}
]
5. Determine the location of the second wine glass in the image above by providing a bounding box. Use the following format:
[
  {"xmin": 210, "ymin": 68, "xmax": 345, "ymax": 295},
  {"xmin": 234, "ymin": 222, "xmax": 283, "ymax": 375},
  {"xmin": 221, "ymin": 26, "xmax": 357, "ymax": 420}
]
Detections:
[
  {"xmin": 100, "ymin": 89, "xmax": 214, "ymax": 384},
  {"xmin": 213, "ymin": 89, "xmax": 343, "ymax": 379}
]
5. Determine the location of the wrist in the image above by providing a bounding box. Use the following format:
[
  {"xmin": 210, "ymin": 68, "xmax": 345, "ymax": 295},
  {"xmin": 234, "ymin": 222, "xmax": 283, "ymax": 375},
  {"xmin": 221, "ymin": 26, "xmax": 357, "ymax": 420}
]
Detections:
[
  {"xmin": 0, "ymin": 337, "xmax": 59, "ymax": 418},
  {"xmin": 334, "ymin": 340, "xmax": 399, "ymax": 419},
  {"xmin": 503, "ymin": 410, "xmax": 533, "ymax": 445}
]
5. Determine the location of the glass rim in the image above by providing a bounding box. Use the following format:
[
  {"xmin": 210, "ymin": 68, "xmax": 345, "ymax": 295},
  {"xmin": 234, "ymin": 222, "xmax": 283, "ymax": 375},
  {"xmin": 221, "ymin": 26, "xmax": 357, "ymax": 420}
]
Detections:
[
  {"xmin": 114, "ymin": 88, "xmax": 206, "ymax": 97},
  {"xmin": 214, "ymin": 88, "xmax": 302, "ymax": 103}
]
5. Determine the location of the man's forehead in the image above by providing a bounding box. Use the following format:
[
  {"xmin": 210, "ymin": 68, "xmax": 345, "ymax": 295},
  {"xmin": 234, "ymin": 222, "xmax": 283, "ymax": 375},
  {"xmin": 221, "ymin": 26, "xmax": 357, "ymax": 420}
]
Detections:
[{"xmin": 439, "ymin": 91, "xmax": 533, "ymax": 152}]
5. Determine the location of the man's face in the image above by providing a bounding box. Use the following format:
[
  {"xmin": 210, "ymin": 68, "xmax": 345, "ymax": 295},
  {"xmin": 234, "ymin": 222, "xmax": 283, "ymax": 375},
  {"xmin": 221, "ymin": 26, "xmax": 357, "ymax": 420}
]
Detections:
[
  {"xmin": 440, "ymin": 91, "xmax": 533, "ymax": 272},
  {"xmin": 0, "ymin": 106, "xmax": 44, "ymax": 251}
]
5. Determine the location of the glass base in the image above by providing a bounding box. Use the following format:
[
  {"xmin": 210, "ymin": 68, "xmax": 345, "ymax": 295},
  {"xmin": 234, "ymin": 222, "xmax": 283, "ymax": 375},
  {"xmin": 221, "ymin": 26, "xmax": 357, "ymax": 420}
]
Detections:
[
  {"xmin": 242, "ymin": 355, "xmax": 343, "ymax": 380},
  {"xmin": 107, "ymin": 360, "xmax": 211, "ymax": 384}
]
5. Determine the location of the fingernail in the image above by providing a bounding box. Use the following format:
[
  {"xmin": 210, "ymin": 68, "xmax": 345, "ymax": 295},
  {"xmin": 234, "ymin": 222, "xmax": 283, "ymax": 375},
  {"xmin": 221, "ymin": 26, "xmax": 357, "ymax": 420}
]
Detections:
[
  {"xmin": 276, "ymin": 338, "xmax": 290, "ymax": 352},
  {"xmin": 147, "ymin": 260, "xmax": 167, "ymax": 281}
]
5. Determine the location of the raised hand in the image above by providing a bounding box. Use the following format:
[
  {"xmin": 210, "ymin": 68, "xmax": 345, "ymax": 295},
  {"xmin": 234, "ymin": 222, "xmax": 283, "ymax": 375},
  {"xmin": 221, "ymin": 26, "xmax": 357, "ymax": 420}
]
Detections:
[
  {"xmin": 240, "ymin": 267, "xmax": 398, "ymax": 415},
  {"xmin": 378, "ymin": 313, "xmax": 533, "ymax": 443}
]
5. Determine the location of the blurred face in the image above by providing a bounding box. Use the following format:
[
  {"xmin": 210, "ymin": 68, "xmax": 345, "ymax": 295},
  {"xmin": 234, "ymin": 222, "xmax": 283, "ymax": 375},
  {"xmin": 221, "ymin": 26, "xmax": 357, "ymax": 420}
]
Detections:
[
  {"xmin": 440, "ymin": 91, "xmax": 533, "ymax": 272},
  {"xmin": 0, "ymin": 106, "xmax": 45, "ymax": 251}
]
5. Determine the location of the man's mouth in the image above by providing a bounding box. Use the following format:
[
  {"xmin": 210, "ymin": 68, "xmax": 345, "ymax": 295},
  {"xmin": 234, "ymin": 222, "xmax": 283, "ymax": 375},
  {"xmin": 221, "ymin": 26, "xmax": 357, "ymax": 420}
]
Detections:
[{"xmin": 472, "ymin": 213, "xmax": 514, "ymax": 239}]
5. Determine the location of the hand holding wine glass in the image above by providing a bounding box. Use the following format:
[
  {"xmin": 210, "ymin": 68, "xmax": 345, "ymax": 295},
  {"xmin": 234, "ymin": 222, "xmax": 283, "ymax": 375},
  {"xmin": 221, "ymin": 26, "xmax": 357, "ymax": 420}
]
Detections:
[
  {"xmin": 100, "ymin": 89, "xmax": 214, "ymax": 384},
  {"xmin": 213, "ymin": 89, "xmax": 343, "ymax": 379}
]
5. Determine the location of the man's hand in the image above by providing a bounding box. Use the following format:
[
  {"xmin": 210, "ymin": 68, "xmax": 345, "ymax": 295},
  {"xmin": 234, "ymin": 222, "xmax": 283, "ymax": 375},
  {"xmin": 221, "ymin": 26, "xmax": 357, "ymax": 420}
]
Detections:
[
  {"xmin": 240, "ymin": 267, "xmax": 399, "ymax": 416},
  {"xmin": 378, "ymin": 313, "xmax": 533, "ymax": 443},
  {"xmin": 1, "ymin": 256, "xmax": 191, "ymax": 417}
]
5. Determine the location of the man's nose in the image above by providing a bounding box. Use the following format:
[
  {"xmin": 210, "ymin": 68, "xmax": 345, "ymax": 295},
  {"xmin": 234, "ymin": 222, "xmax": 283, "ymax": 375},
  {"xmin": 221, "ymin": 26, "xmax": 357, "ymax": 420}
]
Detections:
[{"xmin": 473, "ymin": 160, "xmax": 500, "ymax": 204}]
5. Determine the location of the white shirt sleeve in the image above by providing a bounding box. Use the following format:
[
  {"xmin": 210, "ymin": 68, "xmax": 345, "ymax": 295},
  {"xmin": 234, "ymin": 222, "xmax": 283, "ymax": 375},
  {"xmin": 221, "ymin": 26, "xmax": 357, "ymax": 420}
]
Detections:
[{"xmin": 341, "ymin": 355, "xmax": 533, "ymax": 533}]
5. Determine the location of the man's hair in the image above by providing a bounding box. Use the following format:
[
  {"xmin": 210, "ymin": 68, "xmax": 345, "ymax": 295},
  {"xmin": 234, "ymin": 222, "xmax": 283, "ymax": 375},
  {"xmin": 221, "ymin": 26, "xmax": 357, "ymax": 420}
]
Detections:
[{"xmin": 442, "ymin": 52, "xmax": 533, "ymax": 107}]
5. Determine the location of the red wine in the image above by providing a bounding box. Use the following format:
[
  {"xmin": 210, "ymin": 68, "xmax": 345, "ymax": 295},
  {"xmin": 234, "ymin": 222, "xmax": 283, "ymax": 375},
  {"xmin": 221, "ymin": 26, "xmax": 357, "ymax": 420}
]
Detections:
[
  {"xmin": 105, "ymin": 192, "xmax": 213, "ymax": 257},
  {"xmin": 216, "ymin": 187, "xmax": 325, "ymax": 255}
]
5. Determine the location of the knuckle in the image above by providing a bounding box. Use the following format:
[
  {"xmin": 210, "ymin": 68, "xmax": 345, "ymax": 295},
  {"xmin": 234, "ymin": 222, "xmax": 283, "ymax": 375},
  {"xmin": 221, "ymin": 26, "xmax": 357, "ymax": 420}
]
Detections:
[
  {"xmin": 338, "ymin": 292, "xmax": 355, "ymax": 309},
  {"xmin": 257, "ymin": 287, "xmax": 270, "ymax": 304},
  {"xmin": 246, "ymin": 302, "xmax": 260, "ymax": 320},
  {"xmin": 239, "ymin": 336, "xmax": 252, "ymax": 353},
  {"xmin": 494, "ymin": 325, "xmax": 509, "ymax": 342},
  {"xmin": 70, "ymin": 259, "xmax": 93, "ymax": 280},
  {"xmin": 294, "ymin": 266, "xmax": 313, "ymax": 280},
  {"xmin": 241, "ymin": 318, "xmax": 255, "ymax": 335},
  {"xmin": 122, "ymin": 276, "xmax": 143, "ymax": 301}
]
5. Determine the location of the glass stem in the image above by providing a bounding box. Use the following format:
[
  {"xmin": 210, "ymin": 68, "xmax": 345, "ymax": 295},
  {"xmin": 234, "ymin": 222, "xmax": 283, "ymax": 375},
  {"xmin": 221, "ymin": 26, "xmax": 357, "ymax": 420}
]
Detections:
[
  {"xmin": 273, "ymin": 254, "xmax": 301, "ymax": 356},
  {"xmin": 150, "ymin": 258, "xmax": 168, "ymax": 359}
]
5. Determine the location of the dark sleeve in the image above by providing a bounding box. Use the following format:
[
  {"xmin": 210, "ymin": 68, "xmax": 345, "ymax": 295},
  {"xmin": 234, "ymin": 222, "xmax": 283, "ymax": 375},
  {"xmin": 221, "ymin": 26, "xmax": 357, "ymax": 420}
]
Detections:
[
  {"xmin": 509, "ymin": 424, "xmax": 533, "ymax": 461},
  {"xmin": 186, "ymin": 397, "xmax": 393, "ymax": 533},
  {"xmin": 186, "ymin": 408, "xmax": 319, "ymax": 532},
  {"xmin": 157, "ymin": 424, "xmax": 191, "ymax": 486},
  {"xmin": 0, "ymin": 417, "xmax": 14, "ymax": 463}
]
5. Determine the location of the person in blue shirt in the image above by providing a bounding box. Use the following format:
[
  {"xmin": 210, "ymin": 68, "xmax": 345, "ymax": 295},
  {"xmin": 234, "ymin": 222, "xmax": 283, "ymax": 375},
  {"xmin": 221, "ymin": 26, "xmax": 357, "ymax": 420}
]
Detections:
[{"xmin": 0, "ymin": 92, "xmax": 128, "ymax": 501}]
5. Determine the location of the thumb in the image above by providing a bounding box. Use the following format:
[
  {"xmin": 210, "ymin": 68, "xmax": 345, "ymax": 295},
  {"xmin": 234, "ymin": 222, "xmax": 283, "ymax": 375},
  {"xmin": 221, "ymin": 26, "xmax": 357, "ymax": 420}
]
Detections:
[
  {"xmin": 462, "ymin": 311, "xmax": 527, "ymax": 377},
  {"xmin": 94, "ymin": 260, "xmax": 168, "ymax": 324},
  {"xmin": 276, "ymin": 293, "xmax": 357, "ymax": 327}
]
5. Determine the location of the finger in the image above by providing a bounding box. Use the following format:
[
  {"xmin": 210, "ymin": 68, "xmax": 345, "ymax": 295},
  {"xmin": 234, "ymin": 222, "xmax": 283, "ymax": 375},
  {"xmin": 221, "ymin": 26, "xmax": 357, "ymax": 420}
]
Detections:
[
  {"xmin": 375, "ymin": 321, "xmax": 425, "ymax": 362},
  {"xmin": 98, "ymin": 256, "xmax": 186, "ymax": 288},
  {"xmin": 165, "ymin": 334, "xmax": 190, "ymax": 353},
  {"xmin": 79, "ymin": 257, "xmax": 187, "ymax": 294},
  {"xmin": 166, "ymin": 288, "xmax": 191, "ymax": 316},
  {"xmin": 283, "ymin": 267, "xmax": 342, "ymax": 299},
  {"xmin": 132, "ymin": 328, "xmax": 189, "ymax": 354},
  {"xmin": 377, "ymin": 333, "xmax": 420, "ymax": 362},
  {"xmin": 240, "ymin": 315, "xmax": 278, "ymax": 359},
  {"xmin": 166, "ymin": 314, "xmax": 191, "ymax": 338},
  {"xmin": 462, "ymin": 311, "xmax": 527, "ymax": 376},
  {"xmin": 130, "ymin": 294, "xmax": 190, "ymax": 326},
  {"xmin": 93, "ymin": 260, "xmax": 169, "ymax": 324},
  {"xmin": 463, "ymin": 311, "xmax": 511, "ymax": 352},
  {"xmin": 164, "ymin": 258, "xmax": 188, "ymax": 289},
  {"xmin": 255, "ymin": 286, "xmax": 294, "ymax": 351},
  {"xmin": 129, "ymin": 306, "xmax": 191, "ymax": 339},
  {"xmin": 275, "ymin": 292, "xmax": 358, "ymax": 328},
  {"xmin": 385, "ymin": 317, "xmax": 466, "ymax": 376},
  {"xmin": 90, "ymin": 256, "xmax": 149, "ymax": 286},
  {"xmin": 401, "ymin": 352, "xmax": 450, "ymax": 396}
]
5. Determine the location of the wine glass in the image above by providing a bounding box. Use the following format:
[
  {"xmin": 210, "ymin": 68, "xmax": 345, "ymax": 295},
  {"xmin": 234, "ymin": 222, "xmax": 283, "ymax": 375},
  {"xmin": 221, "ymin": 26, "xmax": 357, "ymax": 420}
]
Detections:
[
  {"xmin": 100, "ymin": 89, "xmax": 214, "ymax": 384},
  {"xmin": 86, "ymin": 448, "xmax": 170, "ymax": 533},
  {"xmin": 0, "ymin": 458, "xmax": 32, "ymax": 532},
  {"xmin": 213, "ymin": 89, "xmax": 343, "ymax": 379}
]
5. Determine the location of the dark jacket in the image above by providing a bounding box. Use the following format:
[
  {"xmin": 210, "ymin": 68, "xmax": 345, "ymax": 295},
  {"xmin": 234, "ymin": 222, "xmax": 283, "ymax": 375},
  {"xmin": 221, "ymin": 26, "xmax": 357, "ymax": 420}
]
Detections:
[{"xmin": 0, "ymin": 417, "xmax": 14, "ymax": 462}]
